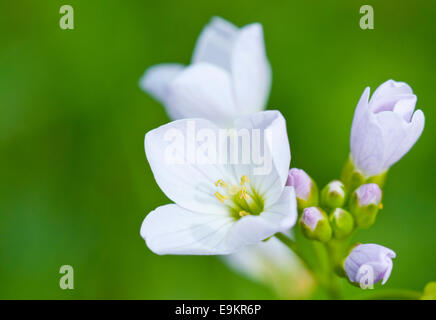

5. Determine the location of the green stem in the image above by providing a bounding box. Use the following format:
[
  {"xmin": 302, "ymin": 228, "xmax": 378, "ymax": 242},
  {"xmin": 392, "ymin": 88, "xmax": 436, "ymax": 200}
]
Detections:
[
  {"xmin": 355, "ymin": 289, "xmax": 422, "ymax": 300},
  {"xmin": 323, "ymin": 243, "xmax": 342, "ymax": 300},
  {"xmin": 275, "ymin": 233, "xmax": 313, "ymax": 273},
  {"xmin": 275, "ymin": 233, "xmax": 332, "ymax": 296}
]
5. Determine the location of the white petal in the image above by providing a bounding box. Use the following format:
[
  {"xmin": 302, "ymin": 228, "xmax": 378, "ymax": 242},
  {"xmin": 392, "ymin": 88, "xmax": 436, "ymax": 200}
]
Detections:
[
  {"xmin": 145, "ymin": 118, "xmax": 235, "ymax": 215},
  {"xmin": 139, "ymin": 63, "xmax": 185, "ymax": 106},
  {"xmin": 231, "ymin": 23, "xmax": 272, "ymax": 114},
  {"xmin": 165, "ymin": 63, "xmax": 237, "ymax": 126},
  {"xmin": 370, "ymin": 79, "xmax": 413, "ymax": 111},
  {"xmin": 228, "ymin": 186, "xmax": 297, "ymax": 246},
  {"xmin": 234, "ymin": 110, "xmax": 291, "ymax": 207},
  {"xmin": 378, "ymin": 109, "xmax": 425, "ymax": 169},
  {"xmin": 140, "ymin": 204, "xmax": 235, "ymax": 255},
  {"xmin": 222, "ymin": 236, "xmax": 314, "ymax": 298},
  {"xmin": 191, "ymin": 16, "xmax": 238, "ymax": 72},
  {"xmin": 262, "ymin": 186, "xmax": 298, "ymax": 231},
  {"xmin": 345, "ymin": 244, "xmax": 396, "ymax": 285},
  {"xmin": 381, "ymin": 258, "xmax": 394, "ymax": 285},
  {"xmin": 350, "ymin": 87, "xmax": 370, "ymax": 127},
  {"xmin": 392, "ymin": 96, "xmax": 417, "ymax": 122},
  {"xmin": 350, "ymin": 88, "xmax": 386, "ymax": 176},
  {"xmin": 224, "ymin": 237, "xmax": 298, "ymax": 279}
]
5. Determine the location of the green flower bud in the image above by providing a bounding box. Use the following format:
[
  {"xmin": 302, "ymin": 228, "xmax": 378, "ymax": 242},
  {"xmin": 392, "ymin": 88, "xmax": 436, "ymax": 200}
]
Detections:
[
  {"xmin": 321, "ymin": 180, "xmax": 346, "ymax": 209},
  {"xmin": 286, "ymin": 168, "xmax": 319, "ymax": 212},
  {"xmin": 329, "ymin": 208, "xmax": 354, "ymax": 239},
  {"xmin": 421, "ymin": 282, "xmax": 436, "ymax": 300},
  {"xmin": 300, "ymin": 207, "xmax": 332, "ymax": 242},
  {"xmin": 349, "ymin": 183, "xmax": 382, "ymax": 228},
  {"xmin": 340, "ymin": 156, "xmax": 387, "ymax": 192}
]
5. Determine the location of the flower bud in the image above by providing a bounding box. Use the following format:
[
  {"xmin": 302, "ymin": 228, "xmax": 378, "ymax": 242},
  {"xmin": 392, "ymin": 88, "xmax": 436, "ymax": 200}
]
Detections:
[
  {"xmin": 344, "ymin": 243, "xmax": 396, "ymax": 286},
  {"xmin": 349, "ymin": 80, "xmax": 424, "ymax": 178},
  {"xmin": 329, "ymin": 208, "xmax": 354, "ymax": 239},
  {"xmin": 421, "ymin": 282, "xmax": 436, "ymax": 300},
  {"xmin": 321, "ymin": 180, "xmax": 346, "ymax": 209},
  {"xmin": 349, "ymin": 183, "xmax": 382, "ymax": 228},
  {"xmin": 286, "ymin": 168, "xmax": 318, "ymax": 211},
  {"xmin": 300, "ymin": 207, "xmax": 332, "ymax": 242}
]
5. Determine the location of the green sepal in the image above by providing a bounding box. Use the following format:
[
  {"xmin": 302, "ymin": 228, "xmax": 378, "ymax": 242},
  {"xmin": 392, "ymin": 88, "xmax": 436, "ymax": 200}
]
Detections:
[
  {"xmin": 340, "ymin": 156, "xmax": 388, "ymax": 192},
  {"xmin": 349, "ymin": 192, "xmax": 379, "ymax": 229},
  {"xmin": 321, "ymin": 180, "xmax": 346, "ymax": 209}
]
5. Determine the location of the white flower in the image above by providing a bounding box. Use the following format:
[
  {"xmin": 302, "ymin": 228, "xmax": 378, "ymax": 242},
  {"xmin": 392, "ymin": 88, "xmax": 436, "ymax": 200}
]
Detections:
[
  {"xmin": 140, "ymin": 111, "xmax": 297, "ymax": 255},
  {"xmin": 223, "ymin": 236, "xmax": 314, "ymax": 298},
  {"xmin": 350, "ymin": 79, "xmax": 425, "ymax": 177},
  {"xmin": 140, "ymin": 17, "xmax": 271, "ymax": 127}
]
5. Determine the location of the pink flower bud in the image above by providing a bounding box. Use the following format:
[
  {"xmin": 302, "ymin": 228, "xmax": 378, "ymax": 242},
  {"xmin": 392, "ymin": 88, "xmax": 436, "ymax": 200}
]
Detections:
[{"xmin": 344, "ymin": 243, "xmax": 396, "ymax": 285}]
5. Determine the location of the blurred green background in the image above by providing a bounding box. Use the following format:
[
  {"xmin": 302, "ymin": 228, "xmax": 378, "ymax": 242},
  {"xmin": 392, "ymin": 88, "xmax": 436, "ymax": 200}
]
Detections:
[{"xmin": 0, "ymin": 0, "xmax": 435, "ymax": 299}]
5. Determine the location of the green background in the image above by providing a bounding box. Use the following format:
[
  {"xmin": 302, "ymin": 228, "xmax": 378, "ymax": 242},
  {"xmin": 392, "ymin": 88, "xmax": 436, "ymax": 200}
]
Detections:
[{"xmin": 0, "ymin": 0, "xmax": 434, "ymax": 299}]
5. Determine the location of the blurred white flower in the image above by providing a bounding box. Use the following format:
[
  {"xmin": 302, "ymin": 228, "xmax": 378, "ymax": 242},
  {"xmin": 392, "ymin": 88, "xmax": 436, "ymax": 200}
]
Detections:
[
  {"xmin": 140, "ymin": 17, "xmax": 271, "ymax": 127},
  {"xmin": 350, "ymin": 79, "xmax": 425, "ymax": 177},
  {"xmin": 223, "ymin": 236, "xmax": 314, "ymax": 299},
  {"xmin": 140, "ymin": 111, "xmax": 297, "ymax": 255}
]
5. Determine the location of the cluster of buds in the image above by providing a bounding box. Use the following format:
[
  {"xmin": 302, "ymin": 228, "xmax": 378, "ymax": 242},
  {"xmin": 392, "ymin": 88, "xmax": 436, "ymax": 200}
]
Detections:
[
  {"xmin": 286, "ymin": 79, "xmax": 427, "ymax": 286},
  {"xmin": 287, "ymin": 167, "xmax": 394, "ymax": 286}
]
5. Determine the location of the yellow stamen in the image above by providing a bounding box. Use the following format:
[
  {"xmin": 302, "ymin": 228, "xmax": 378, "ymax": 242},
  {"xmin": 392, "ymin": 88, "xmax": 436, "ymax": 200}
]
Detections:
[
  {"xmin": 215, "ymin": 179, "xmax": 228, "ymax": 188},
  {"xmin": 239, "ymin": 185, "xmax": 250, "ymax": 200},
  {"xmin": 240, "ymin": 175, "xmax": 250, "ymax": 185},
  {"xmin": 239, "ymin": 210, "xmax": 250, "ymax": 217},
  {"xmin": 228, "ymin": 184, "xmax": 240, "ymax": 195},
  {"xmin": 379, "ymin": 203, "xmax": 383, "ymax": 210},
  {"xmin": 215, "ymin": 192, "xmax": 228, "ymax": 203}
]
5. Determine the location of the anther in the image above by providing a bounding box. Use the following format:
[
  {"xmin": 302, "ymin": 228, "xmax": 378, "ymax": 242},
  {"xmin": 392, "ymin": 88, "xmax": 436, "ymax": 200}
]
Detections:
[
  {"xmin": 215, "ymin": 192, "xmax": 228, "ymax": 203},
  {"xmin": 240, "ymin": 175, "xmax": 250, "ymax": 185},
  {"xmin": 215, "ymin": 179, "xmax": 228, "ymax": 188},
  {"xmin": 239, "ymin": 185, "xmax": 250, "ymax": 200},
  {"xmin": 239, "ymin": 210, "xmax": 250, "ymax": 217}
]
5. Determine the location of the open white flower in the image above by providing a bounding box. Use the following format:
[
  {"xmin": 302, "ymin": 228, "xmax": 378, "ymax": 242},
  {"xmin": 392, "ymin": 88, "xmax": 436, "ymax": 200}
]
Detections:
[
  {"xmin": 350, "ymin": 79, "xmax": 425, "ymax": 177},
  {"xmin": 140, "ymin": 111, "xmax": 297, "ymax": 255},
  {"xmin": 140, "ymin": 16, "xmax": 271, "ymax": 127}
]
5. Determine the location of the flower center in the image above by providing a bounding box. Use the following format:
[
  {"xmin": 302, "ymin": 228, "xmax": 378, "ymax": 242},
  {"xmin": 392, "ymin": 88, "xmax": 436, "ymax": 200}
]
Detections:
[{"xmin": 214, "ymin": 175, "xmax": 264, "ymax": 220}]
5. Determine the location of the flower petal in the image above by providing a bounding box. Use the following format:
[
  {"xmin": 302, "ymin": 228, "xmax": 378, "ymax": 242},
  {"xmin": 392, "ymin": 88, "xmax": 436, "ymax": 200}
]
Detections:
[
  {"xmin": 145, "ymin": 118, "xmax": 235, "ymax": 215},
  {"xmin": 350, "ymin": 88, "xmax": 386, "ymax": 176},
  {"xmin": 191, "ymin": 16, "xmax": 238, "ymax": 72},
  {"xmin": 262, "ymin": 186, "xmax": 298, "ymax": 230},
  {"xmin": 223, "ymin": 237, "xmax": 298, "ymax": 279},
  {"xmin": 233, "ymin": 110, "xmax": 291, "ymax": 207},
  {"xmin": 140, "ymin": 204, "xmax": 235, "ymax": 255},
  {"xmin": 139, "ymin": 63, "xmax": 185, "ymax": 106},
  {"xmin": 377, "ymin": 109, "xmax": 425, "ymax": 169},
  {"xmin": 165, "ymin": 63, "xmax": 237, "ymax": 126},
  {"xmin": 370, "ymin": 79, "xmax": 413, "ymax": 112},
  {"xmin": 228, "ymin": 186, "xmax": 297, "ymax": 246},
  {"xmin": 231, "ymin": 23, "xmax": 272, "ymax": 114},
  {"xmin": 344, "ymin": 243, "xmax": 396, "ymax": 285},
  {"xmin": 392, "ymin": 96, "xmax": 416, "ymax": 122}
]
